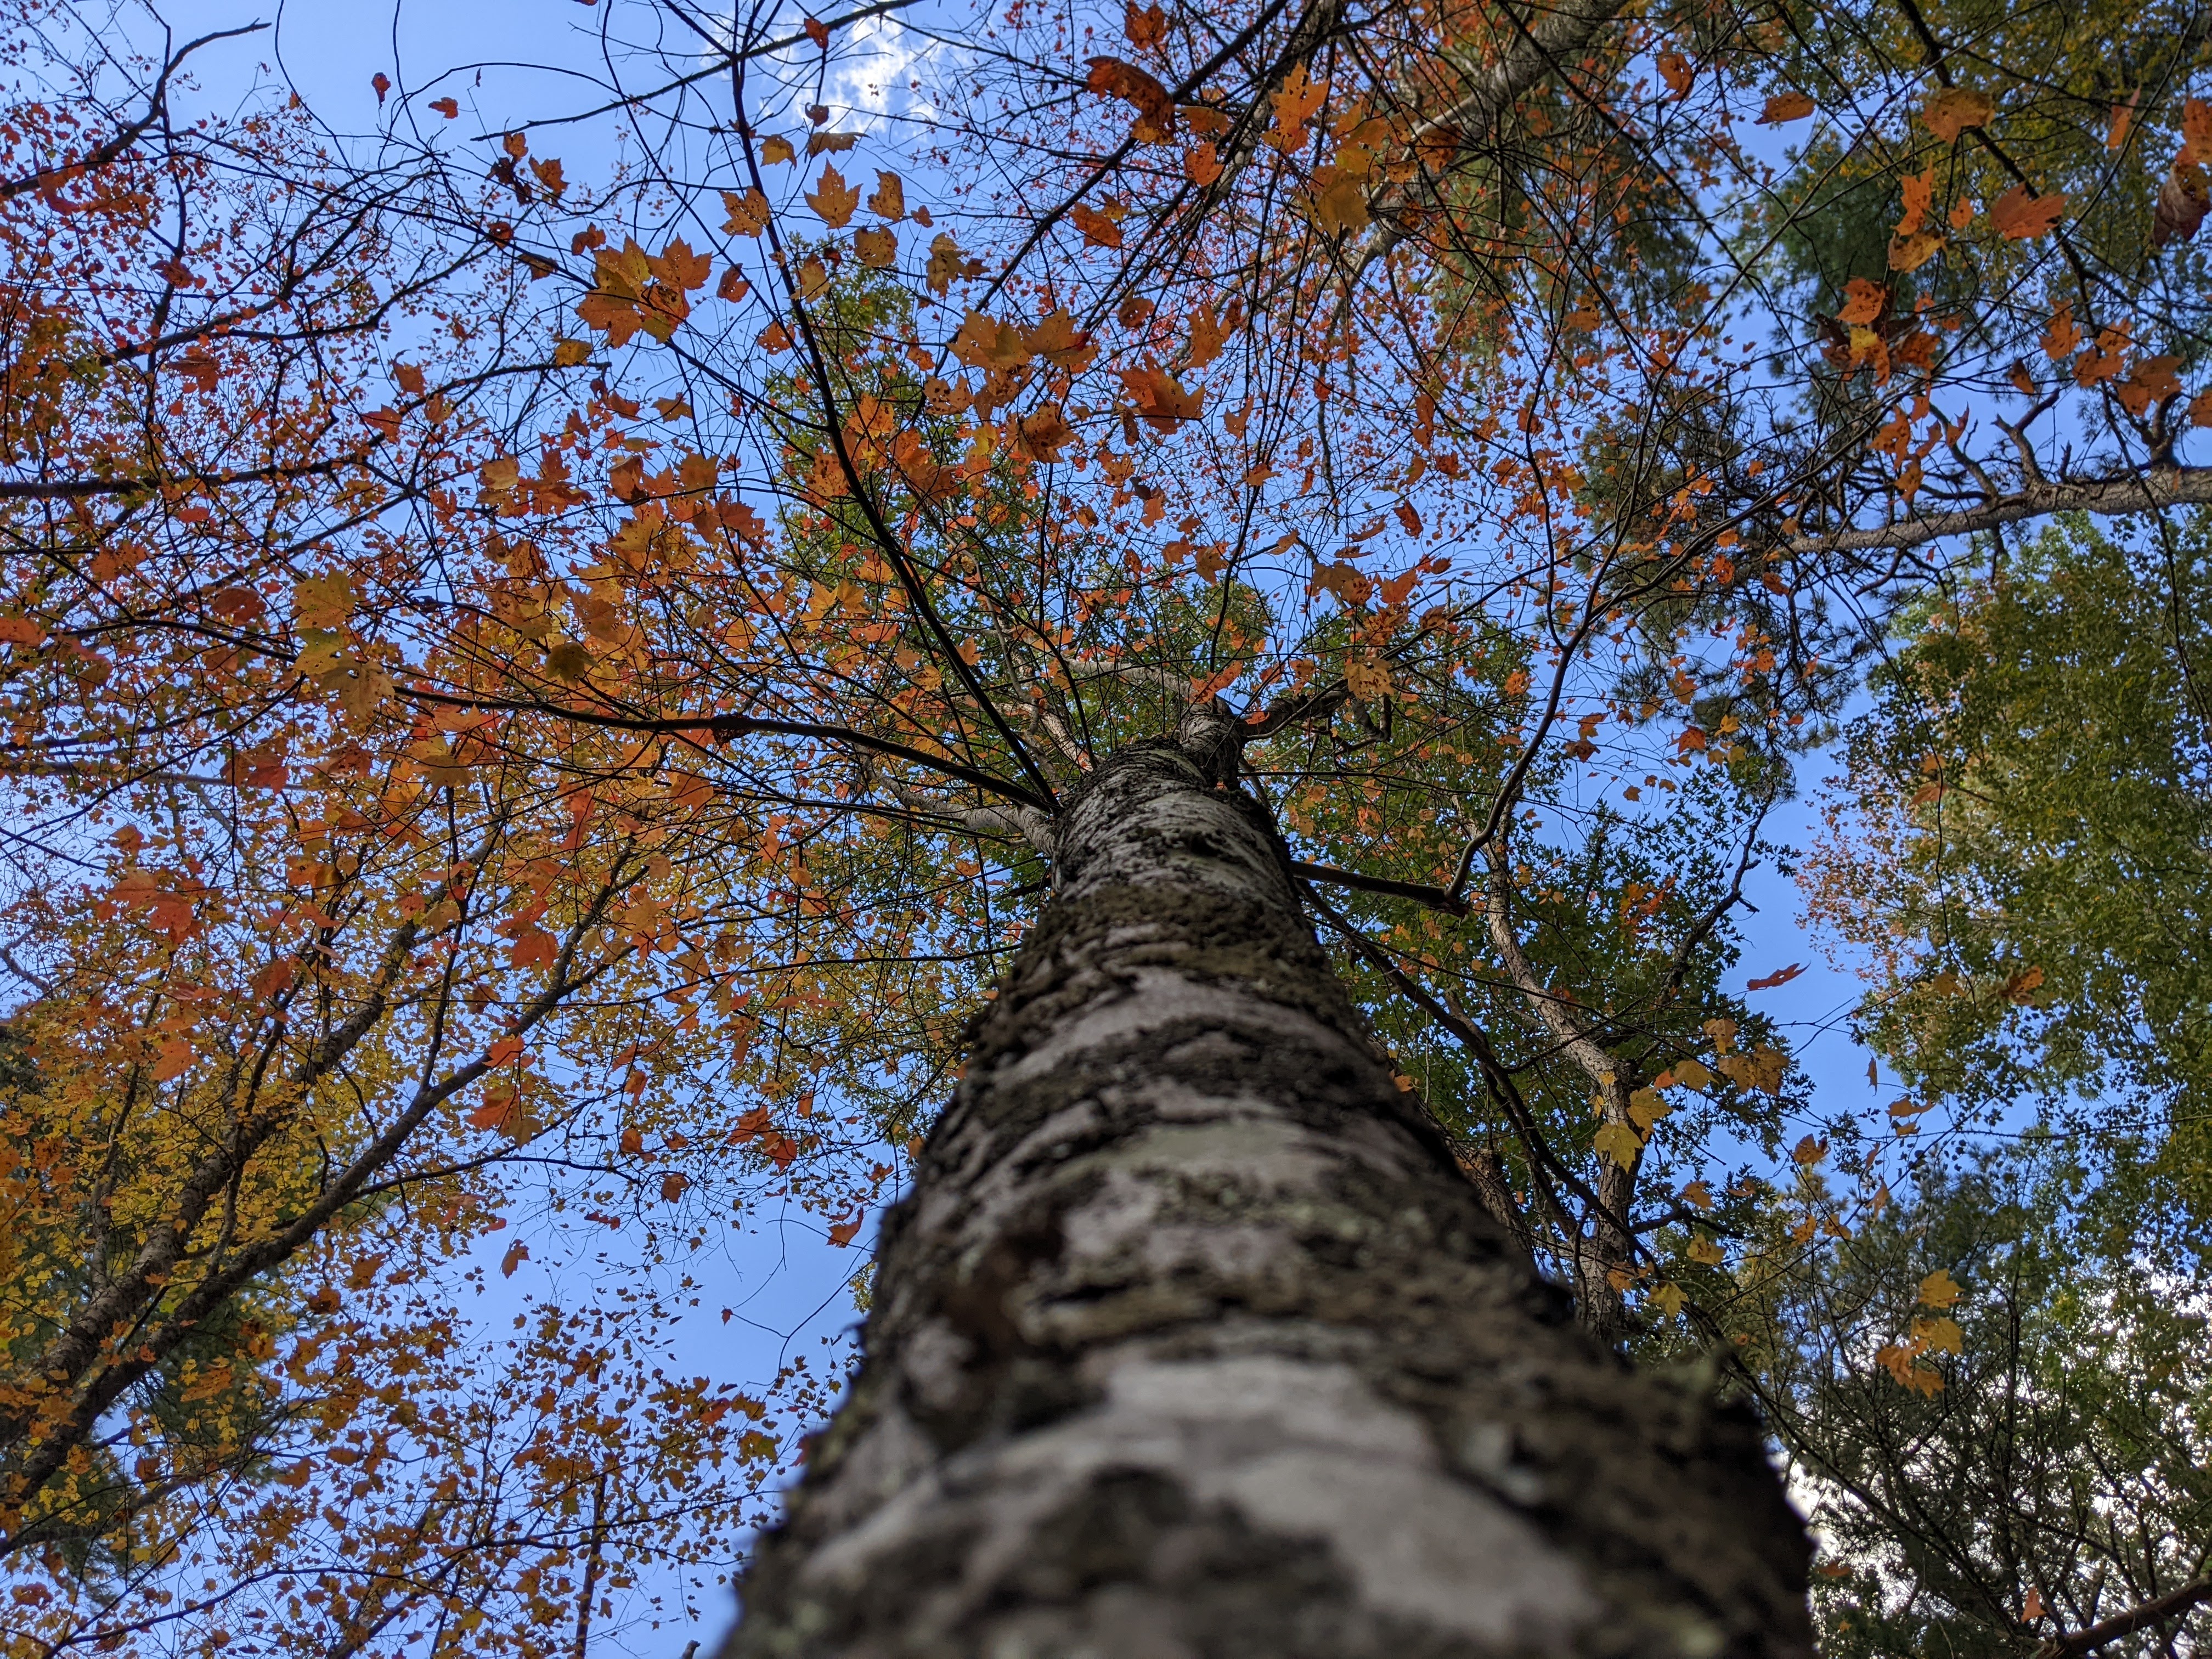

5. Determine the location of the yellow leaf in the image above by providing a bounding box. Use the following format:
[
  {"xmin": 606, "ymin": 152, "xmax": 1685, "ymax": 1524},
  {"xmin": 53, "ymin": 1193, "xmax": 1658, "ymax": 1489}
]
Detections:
[
  {"xmin": 1343, "ymin": 652, "xmax": 1391, "ymax": 702},
  {"xmin": 1308, "ymin": 167, "xmax": 1370, "ymax": 233},
  {"xmin": 292, "ymin": 573, "xmax": 355, "ymax": 630},
  {"xmin": 1687, "ymin": 1236, "xmax": 1725, "ymax": 1266},
  {"xmin": 1672, "ymin": 1057, "xmax": 1713, "ymax": 1091},
  {"xmin": 1917, "ymin": 1267, "xmax": 1962, "ymax": 1308},
  {"xmin": 866, "ymin": 171, "xmax": 906, "ymax": 220},
  {"xmin": 1912, "ymin": 1314, "xmax": 1963, "ymax": 1355},
  {"xmin": 1889, "ymin": 230, "xmax": 1944, "ymax": 272},
  {"xmin": 761, "ymin": 135, "xmax": 797, "ymax": 165},
  {"xmin": 1679, "ymin": 1180, "xmax": 1713, "ymax": 1210},
  {"xmin": 1627, "ymin": 1086, "xmax": 1671, "ymax": 1132},
  {"xmin": 1649, "ymin": 1281, "xmax": 1686, "ymax": 1317},
  {"xmin": 1593, "ymin": 1121, "xmax": 1643, "ymax": 1167},
  {"xmin": 552, "ymin": 338, "xmax": 591, "ymax": 367}
]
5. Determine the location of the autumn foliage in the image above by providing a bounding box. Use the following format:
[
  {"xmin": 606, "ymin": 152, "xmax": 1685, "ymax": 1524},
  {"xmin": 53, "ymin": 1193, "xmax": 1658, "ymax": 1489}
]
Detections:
[{"xmin": 4, "ymin": 0, "xmax": 2211, "ymax": 1649}]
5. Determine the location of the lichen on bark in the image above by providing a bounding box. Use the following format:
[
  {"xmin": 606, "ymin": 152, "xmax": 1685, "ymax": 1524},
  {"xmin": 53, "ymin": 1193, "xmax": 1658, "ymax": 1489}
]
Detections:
[{"xmin": 724, "ymin": 739, "xmax": 1812, "ymax": 1658}]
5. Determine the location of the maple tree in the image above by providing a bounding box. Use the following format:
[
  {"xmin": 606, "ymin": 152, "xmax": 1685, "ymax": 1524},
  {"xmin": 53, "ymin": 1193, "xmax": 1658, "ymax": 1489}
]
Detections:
[{"xmin": 3, "ymin": 0, "xmax": 2212, "ymax": 1649}]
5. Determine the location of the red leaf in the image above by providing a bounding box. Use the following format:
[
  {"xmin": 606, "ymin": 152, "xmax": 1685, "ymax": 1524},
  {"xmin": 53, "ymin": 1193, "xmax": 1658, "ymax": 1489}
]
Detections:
[{"xmin": 1747, "ymin": 962, "xmax": 1806, "ymax": 991}]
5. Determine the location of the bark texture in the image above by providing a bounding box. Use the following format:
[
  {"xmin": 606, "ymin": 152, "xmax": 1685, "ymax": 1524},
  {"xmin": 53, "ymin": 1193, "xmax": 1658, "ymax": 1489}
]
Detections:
[{"xmin": 724, "ymin": 741, "xmax": 1813, "ymax": 1658}]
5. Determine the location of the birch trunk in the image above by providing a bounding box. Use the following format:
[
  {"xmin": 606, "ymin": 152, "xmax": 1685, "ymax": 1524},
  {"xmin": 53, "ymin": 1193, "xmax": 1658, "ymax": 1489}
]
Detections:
[{"xmin": 725, "ymin": 739, "xmax": 1812, "ymax": 1658}]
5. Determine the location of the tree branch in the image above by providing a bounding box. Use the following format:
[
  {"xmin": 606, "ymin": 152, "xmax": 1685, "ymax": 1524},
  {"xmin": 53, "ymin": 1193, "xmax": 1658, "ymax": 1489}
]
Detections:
[
  {"xmin": 1786, "ymin": 464, "xmax": 2212, "ymax": 560},
  {"xmin": 2035, "ymin": 1578, "xmax": 2212, "ymax": 1659}
]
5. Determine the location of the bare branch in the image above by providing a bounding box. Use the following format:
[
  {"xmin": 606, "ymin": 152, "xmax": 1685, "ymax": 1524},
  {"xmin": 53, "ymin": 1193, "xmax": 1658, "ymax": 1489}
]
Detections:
[{"xmin": 1786, "ymin": 463, "xmax": 2212, "ymax": 560}]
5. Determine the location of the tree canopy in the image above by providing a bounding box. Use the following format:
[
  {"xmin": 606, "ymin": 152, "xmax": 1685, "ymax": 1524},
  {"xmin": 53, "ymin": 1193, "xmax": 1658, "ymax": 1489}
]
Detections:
[{"xmin": 0, "ymin": 0, "xmax": 2209, "ymax": 1650}]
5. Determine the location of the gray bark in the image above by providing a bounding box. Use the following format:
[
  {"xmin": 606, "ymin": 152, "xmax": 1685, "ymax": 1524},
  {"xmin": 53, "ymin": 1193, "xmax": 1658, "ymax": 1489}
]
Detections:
[{"xmin": 724, "ymin": 739, "xmax": 1812, "ymax": 1658}]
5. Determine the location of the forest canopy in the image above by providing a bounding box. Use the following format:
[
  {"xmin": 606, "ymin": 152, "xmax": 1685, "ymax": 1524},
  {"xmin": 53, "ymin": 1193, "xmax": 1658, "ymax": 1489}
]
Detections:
[{"xmin": 0, "ymin": 0, "xmax": 2207, "ymax": 1651}]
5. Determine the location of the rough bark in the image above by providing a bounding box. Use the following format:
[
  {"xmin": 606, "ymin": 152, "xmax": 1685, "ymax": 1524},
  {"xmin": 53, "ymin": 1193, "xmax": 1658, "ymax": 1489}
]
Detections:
[{"xmin": 724, "ymin": 740, "xmax": 1812, "ymax": 1658}]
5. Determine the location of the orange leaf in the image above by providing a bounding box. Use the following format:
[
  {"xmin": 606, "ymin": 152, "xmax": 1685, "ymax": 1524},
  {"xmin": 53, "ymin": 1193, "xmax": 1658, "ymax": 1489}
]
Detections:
[
  {"xmin": 430, "ymin": 97, "xmax": 459, "ymax": 119},
  {"xmin": 2184, "ymin": 97, "xmax": 2212, "ymax": 166},
  {"xmin": 721, "ymin": 187, "xmax": 771, "ymax": 236},
  {"xmin": 1026, "ymin": 308, "xmax": 1096, "ymax": 370},
  {"xmin": 1758, "ymin": 92, "xmax": 1814, "ymax": 125},
  {"xmin": 651, "ymin": 236, "xmax": 713, "ymax": 290},
  {"xmin": 854, "ymin": 225, "xmax": 898, "ymax": 267},
  {"xmin": 2105, "ymin": 91, "xmax": 2138, "ymax": 153},
  {"xmin": 1988, "ymin": 185, "xmax": 2064, "ymax": 241},
  {"xmin": 1656, "ymin": 51, "xmax": 1692, "ymax": 95},
  {"xmin": 150, "ymin": 1036, "xmax": 194, "ymax": 1082},
  {"xmin": 1087, "ymin": 56, "xmax": 1176, "ymax": 140},
  {"xmin": 661, "ymin": 1172, "xmax": 690, "ymax": 1201},
  {"xmin": 1015, "ymin": 404, "xmax": 1074, "ymax": 460},
  {"xmin": 827, "ymin": 1213, "xmax": 866, "ymax": 1246},
  {"xmin": 951, "ymin": 311, "xmax": 1032, "ymax": 370},
  {"xmin": 1184, "ymin": 141, "xmax": 1222, "ymax": 186},
  {"xmin": 1920, "ymin": 87, "xmax": 1994, "ymax": 143},
  {"xmin": 802, "ymin": 15, "xmax": 829, "ymax": 48},
  {"xmin": 1185, "ymin": 301, "xmax": 1224, "ymax": 369},
  {"xmin": 1119, "ymin": 365, "xmax": 1202, "ymax": 429},
  {"xmin": 2041, "ymin": 302, "xmax": 2082, "ymax": 359},
  {"xmin": 1895, "ymin": 167, "xmax": 1934, "ymax": 236},
  {"xmin": 1747, "ymin": 962, "xmax": 1805, "ymax": 991},
  {"xmin": 806, "ymin": 165, "xmax": 860, "ymax": 227},
  {"xmin": 1070, "ymin": 203, "xmax": 1124, "ymax": 248},
  {"xmin": 1268, "ymin": 63, "xmax": 1327, "ymax": 144},
  {"xmin": 1122, "ymin": 1, "xmax": 1166, "ymax": 48},
  {"xmin": 1836, "ymin": 277, "xmax": 1887, "ymax": 326},
  {"xmin": 500, "ymin": 1240, "xmax": 529, "ymax": 1277}
]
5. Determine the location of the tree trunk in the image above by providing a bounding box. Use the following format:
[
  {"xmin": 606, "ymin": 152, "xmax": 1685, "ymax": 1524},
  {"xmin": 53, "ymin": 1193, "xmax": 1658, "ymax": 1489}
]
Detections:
[{"xmin": 724, "ymin": 739, "xmax": 1812, "ymax": 1658}]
